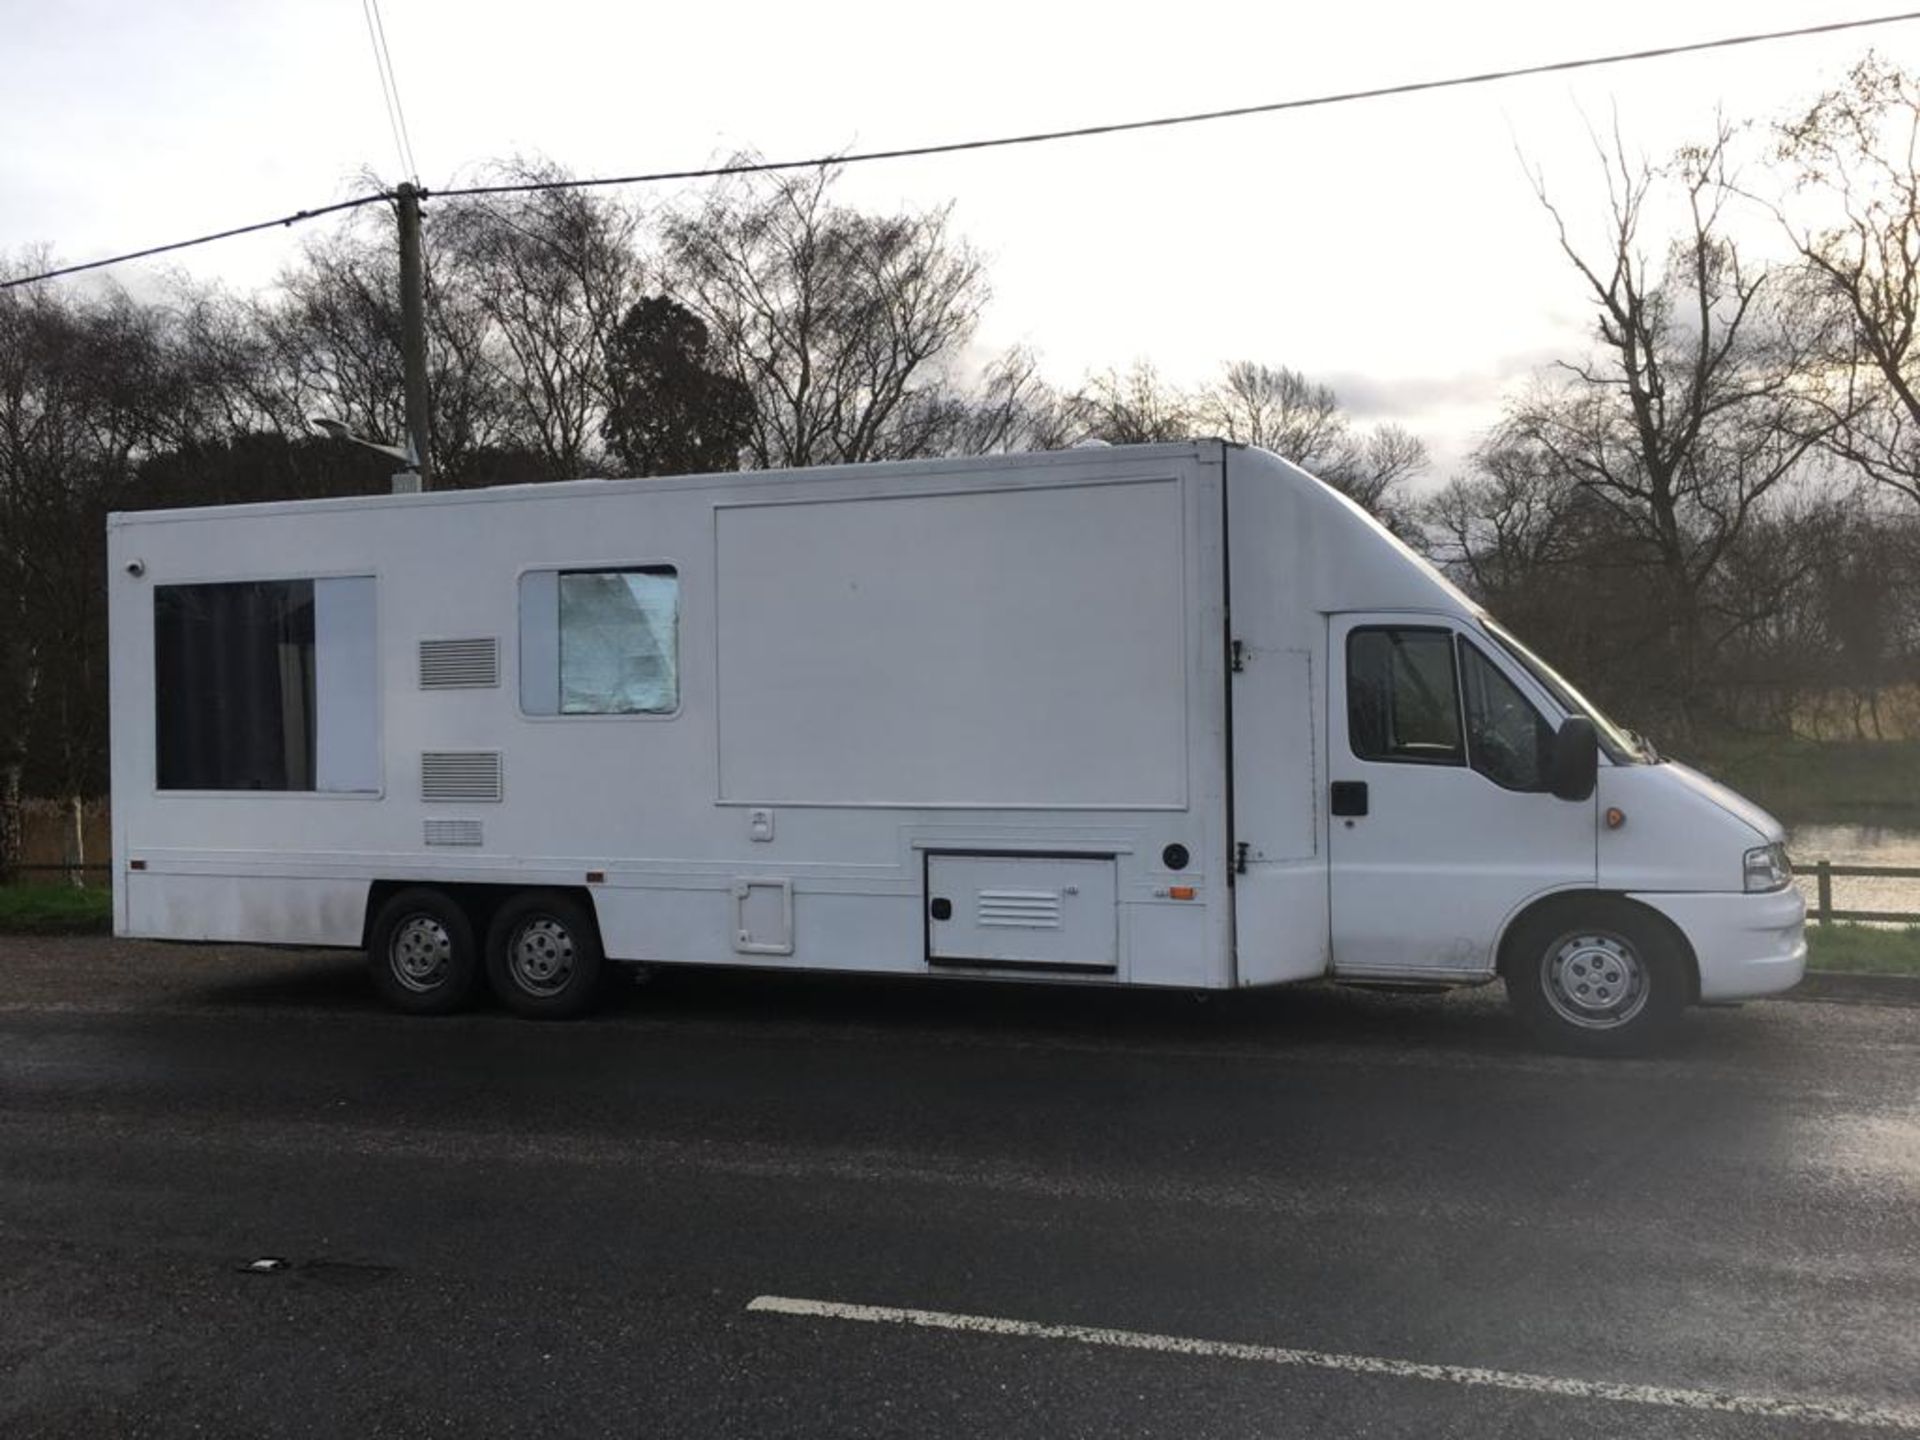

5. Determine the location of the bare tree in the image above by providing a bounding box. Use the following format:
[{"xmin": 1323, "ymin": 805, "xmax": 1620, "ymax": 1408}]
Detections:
[
  {"xmin": 662, "ymin": 164, "xmax": 989, "ymax": 468},
  {"xmin": 1775, "ymin": 58, "xmax": 1920, "ymax": 506},
  {"xmin": 1423, "ymin": 436, "xmax": 1583, "ymax": 598},
  {"xmin": 1512, "ymin": 125, "xmax": 1829, "ymax": 729},
  {"xmin": 947, "ymin": 347, "xmax": 1091, "ymax": 454},
  {"xmin": 249, "ymin": 204, "xmax": 512, "ymax": 482},
  {"xmin": 1193, "ymin": 361, "xmax": 1427, "ymax": 527},
  {"xmin": 436, "ymin": 162, "xmax": 643, "ymax": 478},
  {"xmin": 0, "ymin": 278, "xmax": 197, "ymax": 871},
  {"xmin": 1079, "ymin": 361, "xmax": 1193, "ymax": 443},
  {"xmin": 1198, "ymin": 361, "xmax": 1345, "ymax": 456}
]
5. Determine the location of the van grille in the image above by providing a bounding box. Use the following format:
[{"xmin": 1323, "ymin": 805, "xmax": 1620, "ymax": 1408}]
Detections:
[
  {"xmin": 977, "ymin": 888, "xmax": 1062, "ymax": 930},
  {"xmin": 421, "ymin": 751, "xmax": 503, "ymax": 803},
  {"xmin": 423, "ymin": 819, "xmax": 484, "ymax": 847},
  {"xmin": 419, "ymin": 638, "xmax": 499, "ymax": 689}
]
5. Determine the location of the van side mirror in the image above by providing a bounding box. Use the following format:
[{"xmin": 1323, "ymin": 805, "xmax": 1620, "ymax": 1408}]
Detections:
[{"xmin": 1548, "ymin": 716, "xmax": 1598, "ymax": 802}]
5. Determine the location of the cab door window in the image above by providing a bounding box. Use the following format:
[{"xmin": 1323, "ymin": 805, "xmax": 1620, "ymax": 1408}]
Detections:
[
  {"xmin": 1347, "ymin": 626, "xmax": 1556, "ymax": 790},
  {"xmin": 1458, "ymin": 637, "xmax": 1555, "ymax": 791},
  {"xmin": 1346, "ymin": 627, "xmax": 1464, "ymax": 765}
]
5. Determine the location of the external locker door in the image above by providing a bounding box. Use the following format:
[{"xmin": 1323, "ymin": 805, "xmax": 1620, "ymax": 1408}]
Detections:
[{"xmin": 925, "ymin": 854, "xmax": 1118, "ymax": 972}]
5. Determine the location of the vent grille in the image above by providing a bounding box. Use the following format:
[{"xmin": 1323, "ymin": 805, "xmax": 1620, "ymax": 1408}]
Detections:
[
  {"xmin": 421, "ymin": 751, "xmax": 503, "ymax": 803},
  {"xmin": 977, "ymin": 888, "xmax": 1062, "ymax": 930},
  {"xmin": 423, "ymin": 819, "xmax": 484, "ymax": 847},
  {"xmin": 419, "ymin": 637, "xmax": 499, "ymax": 689}
]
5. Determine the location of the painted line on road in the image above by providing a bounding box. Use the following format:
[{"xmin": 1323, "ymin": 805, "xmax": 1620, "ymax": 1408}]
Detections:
[{"xmin": 746, "ymin": 1295, "xmax": 1920, "ymax": 1431}]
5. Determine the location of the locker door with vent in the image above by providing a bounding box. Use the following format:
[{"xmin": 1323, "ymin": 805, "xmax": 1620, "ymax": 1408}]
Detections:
[{"xmin": 924, "ymin": 854, "xmax": 1118, "ymax": 973}]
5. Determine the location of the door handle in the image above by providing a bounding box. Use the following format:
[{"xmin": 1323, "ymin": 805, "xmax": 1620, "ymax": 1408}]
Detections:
[{"xmin": 1331, "ymin": 781, "xmax": 1369, "ymax": 817}]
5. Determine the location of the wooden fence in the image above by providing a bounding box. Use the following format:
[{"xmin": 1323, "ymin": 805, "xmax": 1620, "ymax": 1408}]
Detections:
[{"xmin": 1798, "ymin": 860, "xmax": 1920, "ymax": 926}]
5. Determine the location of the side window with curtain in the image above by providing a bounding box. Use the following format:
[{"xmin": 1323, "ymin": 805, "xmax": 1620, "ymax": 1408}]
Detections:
[
  {"xmin": 1458, "ymin": 638, "xmax": 1555, "ymax": 791},
  {"xmin": 154, "ymin": 577, "xmax": 378, "ymax": 792},
  {"xmin": 1346, "ymin": 627, "xmax": 1464, "ymax": 765},
  {"xmin": 520, "ymin": 566, "xmax": 679, "ymax": 716}
]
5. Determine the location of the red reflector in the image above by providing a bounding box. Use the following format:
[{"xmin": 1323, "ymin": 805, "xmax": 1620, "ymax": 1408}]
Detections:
[
  {"xmin": 585, "ymin": 870, "xmax": 606, "ymax": 884},
  {"xmin": 129, "ymin": 859, "xmax": 147, "ymax": 871}
]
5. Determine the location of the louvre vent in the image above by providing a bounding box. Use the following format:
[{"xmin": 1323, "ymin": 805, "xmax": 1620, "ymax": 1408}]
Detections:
[
  {"xmin": 977, "ymin": 888, "xmax": 1062, "ymax": 930},
  {"xmin": 419, "ymin": 637, "xmax": 499, "ymax": 689},
  {"xmin": 421, "ymin": 751, "xmax": 503, "ymax": 803},
  {"xmin": 423, "ymin": 818, "xmax": 484, "ymax": 847}
]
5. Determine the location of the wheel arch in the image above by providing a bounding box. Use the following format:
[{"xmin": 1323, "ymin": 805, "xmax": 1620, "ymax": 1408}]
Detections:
[{"xmin": 1495, "ymin": 890, "xmax": 1701, "ymax": 1004}]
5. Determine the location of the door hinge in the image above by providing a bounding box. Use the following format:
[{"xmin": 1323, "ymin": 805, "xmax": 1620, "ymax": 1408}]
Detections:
[
  {"xmin": 1230, "ymin": 639, "xmax": 1247, "ymax": 673},
  {"xmin": 1234, "ymin": 841, "xmax": 1250, "ymax": 875}
]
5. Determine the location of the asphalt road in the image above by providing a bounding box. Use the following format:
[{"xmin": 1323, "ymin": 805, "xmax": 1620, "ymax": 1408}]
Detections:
[{"xmin": 1, "ymin": 938, "xmax": 1916, "ymax": 1439}]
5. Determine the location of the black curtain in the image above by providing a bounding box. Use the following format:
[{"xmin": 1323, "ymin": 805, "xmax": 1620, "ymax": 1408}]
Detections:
[{"xmin": 154, "ymin": 581, "xmax": 316, "ymax": 790}]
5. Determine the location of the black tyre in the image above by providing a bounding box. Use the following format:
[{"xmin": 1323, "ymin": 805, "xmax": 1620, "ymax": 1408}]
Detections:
[
  {"xmin": 1503, "ymin": 900, "xmax": 1688, "ymax": 1056},
  {"xmin": 485, "ymin": 891, "xmax": 605, "ymax": 1020},
  {"xmin": 367, "ymin": 888, "xmax": 482, "ymax": 1015}
]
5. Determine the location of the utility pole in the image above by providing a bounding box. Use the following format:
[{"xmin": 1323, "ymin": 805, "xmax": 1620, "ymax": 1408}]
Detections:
[{"xmin": 396, "ymin": 182, "xmax": 432, "ymax": 489}]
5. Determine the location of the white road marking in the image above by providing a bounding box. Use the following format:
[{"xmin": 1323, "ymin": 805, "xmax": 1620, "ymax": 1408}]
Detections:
[{"xmin": 747, "ymin": 1295, "xmax": 1920, "ymax": 1431}]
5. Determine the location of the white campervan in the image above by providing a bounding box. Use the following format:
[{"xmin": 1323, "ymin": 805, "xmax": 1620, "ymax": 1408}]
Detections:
[{"xmin": 107, "ymin": 441, "xmax": 1805, "ymax": 1051}]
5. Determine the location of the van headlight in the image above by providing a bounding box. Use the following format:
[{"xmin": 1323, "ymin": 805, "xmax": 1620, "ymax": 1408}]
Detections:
[{"xmin": 1743, "ymin": 842, "xmax": 1791, "ymax": 893}]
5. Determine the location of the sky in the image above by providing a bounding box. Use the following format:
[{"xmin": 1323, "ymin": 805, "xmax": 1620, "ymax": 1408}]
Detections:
[{"xmin": 6, "ymin": 0, "xmax": 1920, "ymax": 478}]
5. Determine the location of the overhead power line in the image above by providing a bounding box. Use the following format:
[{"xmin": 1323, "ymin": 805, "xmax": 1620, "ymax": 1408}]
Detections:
[
  {"xmin": 1, "ymin": 195, "xmax": 392, "ymax": 290},
  {"xmin": 433, "ymin": 10, "xmax": 1920, "ymax": 199},
  {"xmin": 6, "ymin": 8, "xmax": 1920, "ymax": 293},
  {"xmin": 362, "ymin": 0, "xmax": 412, "ymax": 182},
  {"xmin": 362, "ymin": 0, "xmax": 420, "ymax": 183}
]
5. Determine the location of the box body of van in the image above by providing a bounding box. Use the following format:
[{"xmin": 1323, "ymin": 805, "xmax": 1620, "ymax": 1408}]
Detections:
[{"xmin": 108, "ymin": 442, "xmax": 1804, "ymax": 1047}]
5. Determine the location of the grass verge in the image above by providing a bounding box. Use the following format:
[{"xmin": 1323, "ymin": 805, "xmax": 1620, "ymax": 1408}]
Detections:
[
  {"xmin": 1805, "ymin": 921, "xmax": 1920, "ymax": 976},
  {"xmin": 0, "ymin": 885, "xmax": 111, "ymax": 935},
  {"xmin": 1677, "ymin": 736, "xmax": 1920, "ymax": 826}
]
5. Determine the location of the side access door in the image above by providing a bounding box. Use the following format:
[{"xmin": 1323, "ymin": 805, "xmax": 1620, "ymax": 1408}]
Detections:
[{"xmin": 1326, "ymin": 615, "xmax": 1596, "ymax": 981}]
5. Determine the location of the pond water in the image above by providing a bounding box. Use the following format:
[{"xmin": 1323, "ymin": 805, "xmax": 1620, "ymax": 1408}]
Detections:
[{"xmin": 1786, "ymin": 822, "xmax": 1920, "ymax": 922}]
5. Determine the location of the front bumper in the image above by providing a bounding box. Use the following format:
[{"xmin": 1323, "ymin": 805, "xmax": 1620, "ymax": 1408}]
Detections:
[{"xmin": 1630, "ymin": 887, "xmax": 1806, "ymax": 1003}]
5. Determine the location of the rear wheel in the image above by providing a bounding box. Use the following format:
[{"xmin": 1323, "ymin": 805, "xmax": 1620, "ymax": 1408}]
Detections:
[
  {"xmin": 367, "ymin": 888, "xmax": 481, "ymax": 1015},
  {"xmin": 1504, "ymin": 901, "xmax": 1687, "ymax": 1055},
  {"xmin": 485, "ymin": 891, "xmax": 605, "ymax": 1019}
]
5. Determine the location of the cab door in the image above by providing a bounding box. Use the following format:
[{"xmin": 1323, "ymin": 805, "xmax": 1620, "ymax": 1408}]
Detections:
[{"xmin": 1326, "ymin": 616, "xmax": 1596, "ymax": 980}]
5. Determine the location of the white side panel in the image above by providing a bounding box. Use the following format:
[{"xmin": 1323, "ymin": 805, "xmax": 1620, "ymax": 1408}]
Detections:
[
  {"xmin": 714, "ymin": 480, "xmax": 1188, "ymax": 808},
  {"xmin": 1233, "ymin": 648, "xmax": 1317, "ymax": 863},
  {"xmin": 314, "ymin": 577, "xmax": 379, "ymax": 793},
  {"xmin": 1126, "ymin": 899, "xmax": 1216, "ymax": 987},
  {"xmin": 927, "ymin": 854, "xmax": 1118, "ymax": 969},
  {"xmin": 1228, "ymin": 458, "xmax": 1331, "ymax": 985},
  {"xmin": 125, "ymin": 873, "xmax": 370, "ymax": 945}
]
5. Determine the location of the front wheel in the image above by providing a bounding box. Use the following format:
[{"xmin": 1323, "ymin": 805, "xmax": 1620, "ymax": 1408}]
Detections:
[
  {"xmin": 485, "ymin": 892, "xmax": 606, "ymax": 1020},
  {"xmin": 1504, "ymin": 902, "xmax": 1687, "ymax": 1055}
]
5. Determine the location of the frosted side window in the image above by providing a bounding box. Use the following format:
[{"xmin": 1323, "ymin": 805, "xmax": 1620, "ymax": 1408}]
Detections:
[
  {"xmin": 519, "ymin": 567, "xmax": 678, "ymax": 716},
  {"xmin": 560, "ymin": 570, "xmax": 679, "ymax": 714}
]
